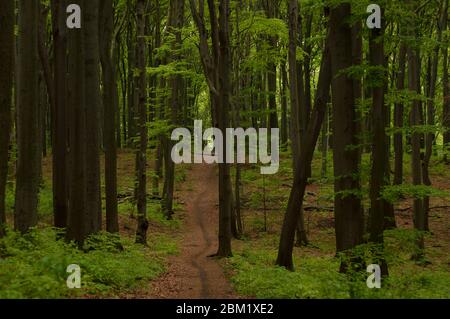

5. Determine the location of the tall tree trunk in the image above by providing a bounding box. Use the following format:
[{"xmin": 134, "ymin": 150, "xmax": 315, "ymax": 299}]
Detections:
[
  {"xmin": 368, "ymin": 11, "xmax": 389, "ymax": 276},
  {"xmin": 84, "ymin": 0, "xmax": 102, "ymax": 234},
  {"xmin": 216, "ymin": 0, "xmax": 233, "ymax": 257},
  {"xmin": 407, "ymin": 2, "xmax": 425, "ymax": 260},
  {"xmin": 100, "ymin": 0, "xmax": 119, "ymax": 233},
  {"xmin": 442, "ymin": 1, "xmax": 449, "ymax": 153},
  {"xmin": 135, "ymin": 0, "xmax": 149, "ymax": 245},
  {"xmin": 0, "ymin": 0, "xmax": 14, "ymax": 236},
  {"xmin": 66, "ymin": 0, "xmax": 87, "ymax": 244},
  {"xmin": 15, "ymin": 0, "xmax": 40, "ymax": 233},
  {"xmin": 162, "ymin": 0, "xmax": 185, "ymax": 220},
  {"xmin": 51, "ymin": 0, "xmax": 69, "ymax": 228},
  {"xmin": 51, "ymin": 0, "xmax": 69, "ymax": 229},
  {"xmin": 329, "ymin": 4, "xmax": 364, "ymax": 273}
]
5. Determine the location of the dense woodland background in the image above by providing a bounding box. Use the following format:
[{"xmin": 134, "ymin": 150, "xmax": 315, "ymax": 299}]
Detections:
[{"xmin": 0, "ymin": 0, "xmax": 449, "ymax": 299}]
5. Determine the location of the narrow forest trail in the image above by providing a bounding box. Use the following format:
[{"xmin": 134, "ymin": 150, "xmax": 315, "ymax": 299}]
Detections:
[{"xmin": 146, "ymin": 161, "xmax": 237, "ymax": 299}]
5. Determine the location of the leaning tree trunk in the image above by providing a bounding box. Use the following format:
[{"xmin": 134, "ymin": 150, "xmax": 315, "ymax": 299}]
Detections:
[
  {"xmin": 0, "ymin": 0, "xmax": 14, "ymax": 236},
  {"xmin": 15, "ymin": 0, "xmax": 40, "ymax": 233},
  {"xmin": 276, "ymin": 1, "xmax": 332, "ymax": 270}
]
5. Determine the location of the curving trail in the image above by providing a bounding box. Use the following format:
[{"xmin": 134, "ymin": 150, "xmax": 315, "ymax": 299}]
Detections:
[{"xmin": 147, "ymin": 163, "xmax": 236, "ymax": 299}]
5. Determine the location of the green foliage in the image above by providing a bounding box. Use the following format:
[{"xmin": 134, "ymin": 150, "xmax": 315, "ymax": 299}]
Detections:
[
  {"xmin": 381, "ymin": 184, "xmax": 449, "ymax": 203},
  {"xmin": 0, "ymin": 228, "xmax": 175, "ymax": 299},
  {"xmin": 226, "ymin": 246, "xmax": 450, "ymax": 299}
]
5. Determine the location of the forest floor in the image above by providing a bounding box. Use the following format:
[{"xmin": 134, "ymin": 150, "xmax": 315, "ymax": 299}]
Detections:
[
  {"xmin": 130, "ymin": 160, "xmax": 237, "ymax": 299},
  {"xmin": 1, "ymin": 150, "xmax": 449, "ymax": 299}
]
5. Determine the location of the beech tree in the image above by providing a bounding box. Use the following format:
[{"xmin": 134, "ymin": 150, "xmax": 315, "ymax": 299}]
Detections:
[
  {"xmin": 15, "ymin": 0, "xmax": 41, "ymax": 233},
  {"xmin": 329, "ymin": 3, "xmax": 364, "ymax": 273},
  {"xmin": 0, "ymin": 0, "xmax": 14, "ymax": 237}
]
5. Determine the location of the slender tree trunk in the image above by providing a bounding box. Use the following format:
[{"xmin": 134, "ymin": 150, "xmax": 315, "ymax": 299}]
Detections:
[
  {"xmin": 162, "ymin": 0, "xmax": 185, "ymax": 220},
  {"xmin": 407, "ymin": 5, "xmax": 425, "ymax": 259},
  {"xmin": 66, "ymin": 0, "xmax": 87, "ymax": 244},
  {"xmin": 0, "ymin": 0, "xmax": 14, "ymax": 236},
  {"xmin": 368, "ymin": 12, "xmax": 389, "ymax": 276},
  {"xmin": 442, "ymin": 1, "xmax": 449, "ymax": 152},
  {"xmin": 135, "ymin": 0, "xmax": 149, "ymax": 245},
  {"xmin": 51, "ymin": 0, "xmax": 69, "ymax": 229},
  {"xmin": 216, "ymin": 0, "xmax": 233, "ymax": 257},
  {"xmin": 394, "ymin": 44, "xmax": 407, "ymax": 185},
  {"xmin": 100, "ymin": 0, "xmax": 119, "ymax": 233},
  {"xmin": 15, "ymin": 0, "xmax": 40, "ymax": 233},
  {"xmin": 280, "ymin": 63, "xmax": 288, "ymax": 147}
]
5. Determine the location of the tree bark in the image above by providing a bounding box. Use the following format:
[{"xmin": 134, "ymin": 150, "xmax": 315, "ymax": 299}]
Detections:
[
  {"xmin": 329, "ymin": 4, "xmax": 364, "ymax": 273},
  {"xmin": 135, "ymin": 0, "xmax": 149, "ymax": 245},
  {"xmin": 407, "ymin": 1, "xmax": 425, "ymax": 259},
  {"xmin": 0, "ymin": 0, "xmax": 14, "ymax": 236},
  {"xmin": 51, "ymin": 0, "xmax": 69, "ymax": 229},
  {"xmin": 84, "ymin": 0, "xmax": 102, "ymax": 234},
  {"xmin": 66, "ymin": 0, "xmax": 87, "ymax": 244},
  {"xmin": 100, "ymin": 0, "xmax": 119, "ymax": 233},
  {"xmin": 15, "ymin": 0, "xmax": 40, "ymax": 233},
  {"xmin": 162, "ymin": 0, "xmax": 185, "ymax": 220},
  {"xmin": 394, "ymin": 44, "xmax": 407, "ymax": 185},
  {"xmin": 368, "ymin": 11, "xmax": 389, "ymax": 276}
]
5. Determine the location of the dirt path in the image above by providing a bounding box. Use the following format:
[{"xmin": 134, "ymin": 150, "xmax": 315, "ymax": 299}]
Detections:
[{"xmin": 147, "ymin": 163, "xmax": 236, "ymax": 299}]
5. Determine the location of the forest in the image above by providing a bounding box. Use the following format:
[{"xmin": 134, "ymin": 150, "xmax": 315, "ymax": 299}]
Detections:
[{"xmin": 0, "ymin": 0, "xmax": 449, "ymax": 300}]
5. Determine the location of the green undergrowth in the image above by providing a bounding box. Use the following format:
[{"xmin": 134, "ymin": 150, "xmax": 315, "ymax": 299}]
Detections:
[
  {"xmin": 225, "ymin": 233, "xmax": 450, "ymax": 299},
  {"xmin": 0, "ymin": 228, "xmax": 177, "ymax": 299}
]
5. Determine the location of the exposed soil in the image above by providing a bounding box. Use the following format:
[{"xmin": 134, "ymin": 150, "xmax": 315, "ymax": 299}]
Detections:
[{"xmin": 145, "ymin": 162, "xmax": 236, "ymax": 299}]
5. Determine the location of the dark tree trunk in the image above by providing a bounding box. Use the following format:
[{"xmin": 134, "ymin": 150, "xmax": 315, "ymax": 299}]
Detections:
[
  {"xmin": 162, "ymin": 0, "xmax": 185, "ymax": 220},
  {"xmin": 0, "ymin": 0, "xmax": 14, "ymax": 236},
  {"xmin": 442, "ymin": 1, "xmax": 449, "ymax": 150},
  {"xmin": 100, "ymin": 0, "xmax": 119, "ymax": 233},
  {"xmin": 368, "ymin": 12, "xmax": 389, "ymax": 276},
  {"xmin": 84, "ymin": 0, "xmax": 102, "ymax": 234},
  {"xmin": 407, "ymin": 3, "xmax": 425, "ymax": 259},
  {"xmin": 329, "ymin": 4, "xmax": 364, "ymax": 273},
  {"xmin": 216, "ymin": 0, "xmax": 233, "ymax": 257},
  {"xmin": 51, "ymin": 0, "xmax": 69, "ymax": 229},
  {"xmin": 15, "ymin": 0, "xmax": 40, "ymax": 233},
  {"xmin": 135, "ymin": 0, "xmax": 149, "ymax": 245},
  {"xmin": 394, "ymin": 44, "xmax": 407, "ymax": 185},
  {"xmin": 280, "ymin": 63, "xmax": 289, "ymax": 147},
  {"xmin": 66, "ymin": 0, "xmax": 87, "ymax": 244}
]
